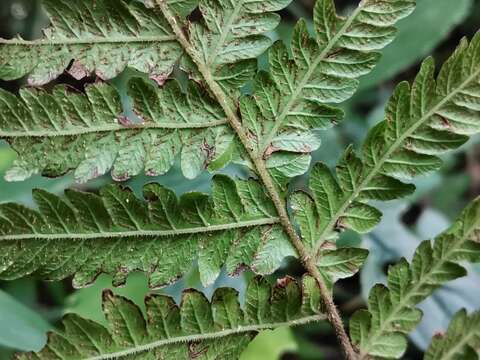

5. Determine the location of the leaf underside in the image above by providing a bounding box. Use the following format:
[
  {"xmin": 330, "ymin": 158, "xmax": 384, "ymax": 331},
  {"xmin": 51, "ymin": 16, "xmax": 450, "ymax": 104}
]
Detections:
[
  {"xmin": 296, "ymin": 32, "xmax": 480, "ymax": 258},
  {"xmin": 2, "ymin": 0, "xmax": 480, "ymax": 359},
  {"xmin": 0, "ymin": 79, "xmax": 237, "ymax": 183},
  {"xmin": 0, "ymin": 175, "xmax": 300, "ymax": 289},
  {"xmin": 0, "ymin": 0, "xmax": 416, "ymax": 185},
  {"xmin": 0, "ymin": 0, "xmax": 199, "ymax": 85},
  {"xmin": 240, "ymin": 0, "xmax": 415, "ymax": 164},
  {"xmin": 17, "ymin": 276, "xmax": 325, "ymax": 360},
  {"xmin": 184, "ymin": 0, "xmax": 292, "ymax": 93}
]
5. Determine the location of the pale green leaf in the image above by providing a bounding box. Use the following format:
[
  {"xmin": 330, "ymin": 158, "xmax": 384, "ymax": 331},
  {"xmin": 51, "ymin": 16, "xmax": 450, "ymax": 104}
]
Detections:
[
  {"xmin": 241, "ymin": 0, "xmax": 415, "ymax": 159},
  {"xmin": 302, "ymin": 33, "xmax": 480, "ymax": 257},
  {"xmin": 317, "ymin": 247, "xmax": 369, "ymax": 280},
  {"xmin": 0, "ymin": 175, "xmax": 298, "ymax": 288},
  {"xmin": 0, "ymin": 79, "xmax": 234, "ymax": 183},
  {"xmin": 185, "ymin": 0, "xmax": 291, "ymax": 92},
  {"xmin": 0, "ymin": 0, "xmax": 191, "ymax": 85}
]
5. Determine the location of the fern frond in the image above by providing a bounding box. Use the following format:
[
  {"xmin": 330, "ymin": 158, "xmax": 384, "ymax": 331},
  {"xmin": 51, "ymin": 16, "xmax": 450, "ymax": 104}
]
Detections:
[
  {"xmin": 181, "ymin": 0, "xmax": 291, "ymax": 93},
  {"xmin": 299, "ymin": 33, "xmax": 480, "ymax": 255},
  {"xmin": 240, "ymin": 0, "xmax": 415, "ymax": 160},
  {"xmin": 348, "ymin": 198, "xmax": 480, "ymax": 359},
  {"xmin": 0, "ymin": 0, "xmax": 197, "ymax": 85},
  {"xmin": 0, "ymin": 175, "xmax": 300, "ymax": 288},
  {"xmin": 0, "ymin": 79, "xmax": 237, "ymax": 183},
  {"xmin": 424, "ymin": 309, "xmax": 480, "ymax": 360},
  {"xmin": 17, "ymin": 276, "xmax": 325, "ymax": 360}
]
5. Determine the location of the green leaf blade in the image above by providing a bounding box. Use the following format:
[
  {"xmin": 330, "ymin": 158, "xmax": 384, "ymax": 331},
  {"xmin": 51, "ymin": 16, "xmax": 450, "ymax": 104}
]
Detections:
[
  {"xmin": 243, "ymin": 0, "xmax": 415, "ymax": 161},
  {"xmin": 16, "ymin": 276, "xmax": 325, "ymax": 359},
  {"xmin": 0, "ymin": 176, "xmax": 294, "ymax": 289},
  {"xmin": 0, "ymin": 79, "xmax": 234, "ymax": 183},
  {"xmin": 0, "ymin": 0, "xmax": 187, "ymax": 85},
  {"xmin": 302, "ymin": 33, "xmax": 480, "ymax": 260}
]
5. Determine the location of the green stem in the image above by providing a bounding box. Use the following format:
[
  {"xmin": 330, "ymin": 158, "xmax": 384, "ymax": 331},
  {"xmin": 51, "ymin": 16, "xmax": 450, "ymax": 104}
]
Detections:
[
  {"xmin": 0, "ymin": 35, "xmax": 177, "ymax": 45},
  {"xmin": 0, "ymin": 119, "xmax": 228, "ymax": 138},
  {"xmin": 0, "ymin": 217, "xmax": 280, "ymax": 241}
]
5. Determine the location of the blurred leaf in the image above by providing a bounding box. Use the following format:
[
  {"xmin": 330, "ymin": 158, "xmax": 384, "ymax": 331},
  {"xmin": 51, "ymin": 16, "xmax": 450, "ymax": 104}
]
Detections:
[
  {"xmin": 240, "ymin": 326, "xmax": 298, "ymax": 360},
  {"xmin": 1, "ymin": 278, "xmax": 36, "ymax": 308},
  {"xmin": 361, "ymin": 202, "xmax": 480, "ymax": 350},
  {"xmin": 0, "ymin": 290, "xmax": 50, "ymax": 351},
  {"xmin": 359, "ymin": 0, "xmax": 472, "ymax": 90},
  {"xmin": 65, "ymin": 273, "xmax": 151, "ymax": 325},
  {"xmin": 430, "ymin": 174, "xmax": 471, "ymax": 217}
]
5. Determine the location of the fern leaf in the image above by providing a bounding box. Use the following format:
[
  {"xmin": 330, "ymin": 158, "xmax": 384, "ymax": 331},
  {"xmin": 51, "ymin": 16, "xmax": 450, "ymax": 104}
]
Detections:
[
  {"xmin": 240, "ymin": 0, "xmax": 415, "ymax": 160},
  {"xmin": 0, "ymin": 175, "xmax": 299, "ymax": 288},
  {"xmin": 349, "ymin": 198, "xmax": 480, "ymax": 359},
  {"xmin": 424, "ymin": 309, "xmax": 480, "ymax": 360},
  {"xmin": 316, "ymin": 247, "xmax": 369, "ymax": 281},
  {"xmin": 0, "ymin": 0, "xmax": 196, "ymax": 85},
  {"xmin": 300, "ymin": 33, "xmax": 480, "ymax": 254},
  {"xmin": 0, "ymin": 79, "xmax": 237, "ymax": 183},
  {"xmin": 182, "ymin": 0, "xmax": 291, "ymax": 92},
  {"xmin": 17, "ymin": 276, "xmax": 325, "ymax": 360}
]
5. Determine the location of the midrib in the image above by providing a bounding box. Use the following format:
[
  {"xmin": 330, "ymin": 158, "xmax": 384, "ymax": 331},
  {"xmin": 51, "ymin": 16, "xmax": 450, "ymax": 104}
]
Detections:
[
  {"xmin": 0, "ymin": 217, "xmax": 279, "ymax": 241},
  {"xmin": 312, "ymin": 66, "xmax": 480, "ymax": 258},
  {"xmin": 82, "ymin": 314, "xmax": 325, "ymax": 360},
  {"xmin": 0, "ymin": 35, "xmax": 177, "ymax": 46},
  {"xmin": 0, "ymin": 119, "xmax": 229, "ymax": 138},
  {"xmin": 257, "ymin": 6, "xmax": 364, "ymax": 156},
  {"xmin": 359, "ymin": 217, "xmax": 480, "ymax": 358}
]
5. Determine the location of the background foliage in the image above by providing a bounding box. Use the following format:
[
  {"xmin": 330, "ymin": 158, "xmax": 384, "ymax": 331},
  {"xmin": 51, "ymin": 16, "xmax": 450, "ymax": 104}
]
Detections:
[{"xmin": 0, "ymin": 0, "xmax": 479, "ymax": 358}]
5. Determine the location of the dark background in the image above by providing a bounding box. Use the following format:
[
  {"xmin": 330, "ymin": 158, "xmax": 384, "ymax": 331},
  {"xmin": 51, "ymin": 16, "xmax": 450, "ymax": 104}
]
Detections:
[{"xmin": 0, "ymin": 0, "xmax": 479, "ymax": 359}]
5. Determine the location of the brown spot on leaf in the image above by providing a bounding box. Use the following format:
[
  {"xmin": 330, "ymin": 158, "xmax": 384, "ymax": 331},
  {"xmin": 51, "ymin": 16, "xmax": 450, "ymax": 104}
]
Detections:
[
  {"xmin": 439, "ymin": 115, "xmax": 451, "ymax": 129},
  {"xmin": 118, "ymin": 115, "xmax": 135, "ymax": 127},
  {"xmin": 151, "ymin": 72, "xmax": 170, "ymax": 86},
  {"xmin": 189, "ymin": 342, "xmax": 208, "ymax": 359},
  {"xmin": 230, "ymin": 263, "xmax": 248, "ymax": 276},
  {"xmin": 326, "ymin": 48, "xmax": 342, "ymax": 59},
  {"xmin": 68, "ymin": 60, "xmax": 90, "ymax": 80},
  {"xmin": 202, "ymin": 140, "xmax": 216, "ymax": 163},
  {"xmin": 319, "ymin": 241, "xmax": 336, "ymax": 251},
  {"xmin": 263, "ymin": 144, "xmax": 280, "ymax": 159},
  {"xmin": 145, "ymin": 168, "xmax": 159, "ymax": 177},
  {"xmin": 276, "ymin": 276, "xmax": 294, "ymax": 288},
  {"xmin": 334, "ymin": 218, "xmax": 346, "ymax": 232},
  {"xmin": 112, "ymin": 172, "xmax": 130, "ymax": 182}
]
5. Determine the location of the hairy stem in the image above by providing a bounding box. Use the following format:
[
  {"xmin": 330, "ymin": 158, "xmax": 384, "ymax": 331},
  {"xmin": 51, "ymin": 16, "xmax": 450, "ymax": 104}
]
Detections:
[
  {"xmin": 0, "ymin": 35, "xmax": 177, "ymax": 45},
  {"xmin": 157, "ymin": 2, "xmax": 357, "ymax": 359},
  {"xmin": 0, "ymin": 217, "xmax": 280, "ymax": 241},
  {"xmin": 86, "ymin": 314, "xmax": 326, "ymax": 360},
  {"xmin": 0, "ymin": 119, "xmax": 229, "ymax": 138}
]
